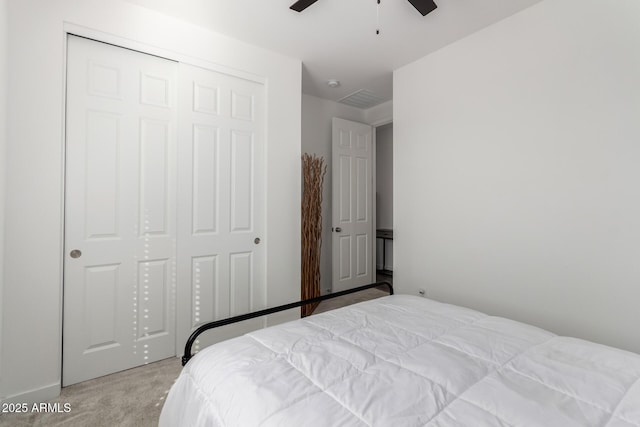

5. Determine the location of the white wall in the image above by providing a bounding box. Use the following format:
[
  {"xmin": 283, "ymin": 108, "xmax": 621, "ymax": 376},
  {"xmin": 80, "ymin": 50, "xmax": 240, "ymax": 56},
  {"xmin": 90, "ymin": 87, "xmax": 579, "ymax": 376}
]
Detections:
[
  {"xmin": 0, "ymin": 0, "xmax": 8, "ymax": 394},
  {"xmin": 365, "ymin": 100, "xmax": 393, "ymax": 127},
  {"xmin": 395, "ymin": 0, "xmax": 640, "ymax": 353},
  {"xmin": 301, "ymin": 94, "xmax": 365, "ymax": 294},
  {"xmin": 1, "ymin": 0, "xmax": 301, "ymax": 403},
  {"xmin": 376, "ymin": 123, "xmax": 393, "ymax": 270}
]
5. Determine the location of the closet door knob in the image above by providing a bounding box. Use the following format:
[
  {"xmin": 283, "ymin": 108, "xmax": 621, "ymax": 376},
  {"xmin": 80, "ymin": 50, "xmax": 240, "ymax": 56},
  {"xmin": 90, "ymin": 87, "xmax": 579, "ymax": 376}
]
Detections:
[
  {"xmin": 335, "ymin": 227, "xmax": 342, "ymax": 233},
  {"xmin": 70, "ymin": 249, "xmax": 82, "ymax": 259}
]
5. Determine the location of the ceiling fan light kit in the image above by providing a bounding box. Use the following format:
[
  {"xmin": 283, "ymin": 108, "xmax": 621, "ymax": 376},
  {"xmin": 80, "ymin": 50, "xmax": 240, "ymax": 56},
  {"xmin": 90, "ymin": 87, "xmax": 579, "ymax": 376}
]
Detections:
[{"xmin": 290, "ymin": 0, "xmax": 437, "ymax": 16}]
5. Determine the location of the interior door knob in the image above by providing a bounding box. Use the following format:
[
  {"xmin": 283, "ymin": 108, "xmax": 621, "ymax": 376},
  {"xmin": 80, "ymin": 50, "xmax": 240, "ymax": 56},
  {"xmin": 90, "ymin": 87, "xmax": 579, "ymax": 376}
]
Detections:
[
  {"xmin": 254, "ymin": 237, "xmax": 261, "ymax": 244},
  {"xmin": 335, "ymin": 227, "xmax": 342, "ymax": 232},
  {"xmin": 70, "ymin": 249, "xmax": 82, "ymax": 259}
]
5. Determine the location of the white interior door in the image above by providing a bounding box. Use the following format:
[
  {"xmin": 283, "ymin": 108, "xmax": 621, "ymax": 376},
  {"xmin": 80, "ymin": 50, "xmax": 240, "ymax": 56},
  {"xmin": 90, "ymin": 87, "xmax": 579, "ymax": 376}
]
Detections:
[
  {"xmin": 332, "ymin": 117, "xmax": 374, "ymax": 292},
  {"xmin": 176, "ymin": 63, "xmax": 266, "ymax": 351},
  {"xmin": 64, "ymin": 36, "xmax": 178, "ymax": 386}
]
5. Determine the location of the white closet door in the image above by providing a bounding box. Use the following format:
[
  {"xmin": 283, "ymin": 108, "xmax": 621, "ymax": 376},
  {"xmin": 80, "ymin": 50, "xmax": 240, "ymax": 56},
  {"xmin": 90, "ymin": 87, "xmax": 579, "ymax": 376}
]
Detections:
[
  {"xmin": 63, "ymin": 36, "xmax": 178, "ymax": 386},
  {"xmin": 176, "ymin": 64, "xmax": 266, "ymax": 352}
]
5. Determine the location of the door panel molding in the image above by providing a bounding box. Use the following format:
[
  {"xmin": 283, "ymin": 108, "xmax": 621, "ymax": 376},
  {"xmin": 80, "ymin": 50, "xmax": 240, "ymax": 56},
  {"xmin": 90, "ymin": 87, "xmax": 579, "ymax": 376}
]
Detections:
[
  {"xmin": 176, "ymin": 63, "xmax": 266, "ymax": 353},
  {"xmin": 64, "ymin": 35, "xmax": 178, "ymax": 386}
]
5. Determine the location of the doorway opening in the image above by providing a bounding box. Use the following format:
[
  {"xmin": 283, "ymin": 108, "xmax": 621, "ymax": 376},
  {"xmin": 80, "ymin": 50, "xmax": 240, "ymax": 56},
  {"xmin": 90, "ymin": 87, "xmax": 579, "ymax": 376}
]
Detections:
[{"xmin": 375, "ymin": 122, "xmax": 393, "ymax": 283}]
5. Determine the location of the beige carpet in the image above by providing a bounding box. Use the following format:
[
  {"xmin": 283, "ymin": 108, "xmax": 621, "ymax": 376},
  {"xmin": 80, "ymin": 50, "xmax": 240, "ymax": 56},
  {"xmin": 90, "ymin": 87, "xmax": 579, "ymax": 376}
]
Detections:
[
  {"xmin": 0, "ymin": 282, "xmax": 391, "ymax": 426},
  {"xmin": 0, "ymin": 357, "xmax": 182, "ymax": 427}
]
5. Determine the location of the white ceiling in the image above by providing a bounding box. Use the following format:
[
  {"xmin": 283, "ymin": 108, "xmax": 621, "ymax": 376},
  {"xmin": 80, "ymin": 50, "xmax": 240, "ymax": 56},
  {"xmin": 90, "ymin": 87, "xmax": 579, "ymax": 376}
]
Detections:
[{"xmin": 125, "ymin": 0, "xmax": 543, "ymax": 107}]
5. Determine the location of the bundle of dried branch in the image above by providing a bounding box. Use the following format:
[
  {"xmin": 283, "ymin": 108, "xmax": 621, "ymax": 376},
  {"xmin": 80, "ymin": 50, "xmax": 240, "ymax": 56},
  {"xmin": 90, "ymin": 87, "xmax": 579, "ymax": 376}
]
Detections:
[{"xmin": 301, "ymin": 153, "xmax": 327, "ymax": 317}]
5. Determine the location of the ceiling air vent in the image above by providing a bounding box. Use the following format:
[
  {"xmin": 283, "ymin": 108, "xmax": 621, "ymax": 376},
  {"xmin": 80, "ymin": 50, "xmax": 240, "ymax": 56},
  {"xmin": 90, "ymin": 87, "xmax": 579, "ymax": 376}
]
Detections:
[{"xmin": 338, "ymin": 89, "xmax": 385, "ymax": 109}]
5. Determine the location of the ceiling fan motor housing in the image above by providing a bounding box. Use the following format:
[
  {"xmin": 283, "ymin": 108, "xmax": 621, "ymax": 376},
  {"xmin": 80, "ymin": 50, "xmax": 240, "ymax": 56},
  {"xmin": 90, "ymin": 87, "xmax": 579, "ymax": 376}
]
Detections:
[{"xmin": 290, "ymin": 0, "xmax": 437, "ymax": 16}]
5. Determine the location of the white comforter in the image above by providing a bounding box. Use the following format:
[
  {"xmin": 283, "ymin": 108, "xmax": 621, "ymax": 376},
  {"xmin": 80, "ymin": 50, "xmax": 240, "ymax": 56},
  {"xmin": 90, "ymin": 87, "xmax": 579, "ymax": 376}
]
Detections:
[{"xmin": 160, "ymin": 295, "xmax": 640, "ymax": 426}]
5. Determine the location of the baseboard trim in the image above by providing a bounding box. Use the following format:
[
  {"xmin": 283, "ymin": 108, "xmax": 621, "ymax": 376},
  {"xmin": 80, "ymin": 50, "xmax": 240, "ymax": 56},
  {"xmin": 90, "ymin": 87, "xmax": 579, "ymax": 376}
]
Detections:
[{"xmin": 1, "ymin": 382, "xmax": 60, "ymax": 405}]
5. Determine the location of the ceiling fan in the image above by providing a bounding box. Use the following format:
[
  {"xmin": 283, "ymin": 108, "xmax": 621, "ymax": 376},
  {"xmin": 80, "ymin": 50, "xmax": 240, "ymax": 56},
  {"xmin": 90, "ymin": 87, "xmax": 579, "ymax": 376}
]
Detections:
[{"xmin": 290, "ymin": 0, "xmax": 437, "ymax": 16}]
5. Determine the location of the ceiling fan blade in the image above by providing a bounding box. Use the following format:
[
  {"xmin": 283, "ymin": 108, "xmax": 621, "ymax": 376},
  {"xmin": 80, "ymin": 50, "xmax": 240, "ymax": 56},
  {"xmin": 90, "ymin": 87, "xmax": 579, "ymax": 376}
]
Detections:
[
  {"xmin": 407, "ymin": 0, "xmax": 437, "ymax": 16},
  {"xmin": 290, "ymin": 0, "xmax": 319, "ymax": 12}
]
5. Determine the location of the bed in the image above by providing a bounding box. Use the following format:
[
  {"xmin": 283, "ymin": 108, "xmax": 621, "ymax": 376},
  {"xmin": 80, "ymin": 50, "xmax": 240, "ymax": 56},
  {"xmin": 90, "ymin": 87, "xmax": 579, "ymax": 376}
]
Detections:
[{"xmin": 160, "ymin": 290, "xmax": 640, "ymax": 426}]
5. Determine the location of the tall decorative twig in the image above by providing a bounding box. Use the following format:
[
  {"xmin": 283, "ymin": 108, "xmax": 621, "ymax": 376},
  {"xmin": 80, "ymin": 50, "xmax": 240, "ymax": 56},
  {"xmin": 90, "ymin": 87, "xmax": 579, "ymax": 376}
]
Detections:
[{"xmin": 301, "ymin": 153, "xmax": 327, "ymax": 317}]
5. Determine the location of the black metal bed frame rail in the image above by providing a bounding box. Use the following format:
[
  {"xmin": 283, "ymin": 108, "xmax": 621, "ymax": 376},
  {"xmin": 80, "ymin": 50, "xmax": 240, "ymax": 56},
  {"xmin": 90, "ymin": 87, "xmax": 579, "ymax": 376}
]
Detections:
[{"xmin": 182, "ymin": 281, "xmax": 393, "ymax": 366}]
